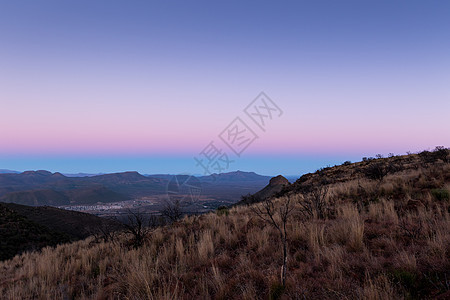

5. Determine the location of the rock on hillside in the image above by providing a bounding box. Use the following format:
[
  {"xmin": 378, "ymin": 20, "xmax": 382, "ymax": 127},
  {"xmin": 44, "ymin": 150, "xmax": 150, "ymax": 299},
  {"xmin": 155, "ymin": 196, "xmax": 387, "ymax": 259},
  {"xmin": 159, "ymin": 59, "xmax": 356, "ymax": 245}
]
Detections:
[{"xmin": 239, "ymin": 175, "xmax": 290, "ymax": 204}]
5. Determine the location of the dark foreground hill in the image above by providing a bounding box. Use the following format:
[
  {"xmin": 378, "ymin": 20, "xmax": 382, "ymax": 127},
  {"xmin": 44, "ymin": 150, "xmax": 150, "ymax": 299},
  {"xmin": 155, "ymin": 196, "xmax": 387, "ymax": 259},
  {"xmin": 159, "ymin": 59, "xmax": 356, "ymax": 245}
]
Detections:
[
  {"xmin": 0, "ymin": 204, "xmax": 72, "ymax": 261},
  {"xmin": 0, "ymin": 203, "xmax": 122, "ymax": 261},
  {"xmin": 0, "ymin": 189, "xmax": 70, "ymax": 206},
  {"xmin": 0, "ymin": 187, "xmax": 128, "ymax": 206}
]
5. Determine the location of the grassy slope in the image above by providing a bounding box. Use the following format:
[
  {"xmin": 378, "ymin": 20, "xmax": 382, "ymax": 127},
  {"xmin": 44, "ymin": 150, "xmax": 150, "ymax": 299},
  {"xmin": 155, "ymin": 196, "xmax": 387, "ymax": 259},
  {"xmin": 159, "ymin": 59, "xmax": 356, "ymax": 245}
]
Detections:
[{"xmin": 0, "ymin": 151, "xmax": 449, "ymax": 299}]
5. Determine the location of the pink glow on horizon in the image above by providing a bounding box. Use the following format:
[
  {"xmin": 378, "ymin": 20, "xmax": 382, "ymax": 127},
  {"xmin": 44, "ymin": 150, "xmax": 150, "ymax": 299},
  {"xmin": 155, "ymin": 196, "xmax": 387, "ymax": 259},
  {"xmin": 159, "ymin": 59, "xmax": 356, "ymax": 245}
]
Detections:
[{"xmin": 1, "ymin": 124, "xmax": 446, "ymax": 156}]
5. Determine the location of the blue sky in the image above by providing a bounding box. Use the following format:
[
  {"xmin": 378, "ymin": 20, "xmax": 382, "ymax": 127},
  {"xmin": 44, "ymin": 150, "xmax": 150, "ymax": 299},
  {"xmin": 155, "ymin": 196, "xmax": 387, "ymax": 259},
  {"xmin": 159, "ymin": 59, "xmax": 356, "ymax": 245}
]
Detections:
[{"xmin": 1, "ymin": 1, "xmax": 449, "ymax": 176}]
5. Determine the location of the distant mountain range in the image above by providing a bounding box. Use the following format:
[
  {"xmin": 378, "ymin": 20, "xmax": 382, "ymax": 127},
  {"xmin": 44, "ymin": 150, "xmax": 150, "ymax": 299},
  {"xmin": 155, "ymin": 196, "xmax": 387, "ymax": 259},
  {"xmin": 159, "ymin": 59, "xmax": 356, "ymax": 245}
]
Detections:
[
  {"xmin": 145, "ymin": 171, "xmax": 271, "ymax": 182},
  {"xmin": 63, "ymin": 172, "xmax": 104, "ymax": 177},
  {"xmin": 0, "ymin": 170, "xmax": 164, "ymax": 206},
  {"xmin": 0, "ymin": 170, "xmax": 274, "ymax": 206},
  {"xmin": 0, "ymin": 169, "xmax": 20, "ymax": 174},
  {"xmin": 199, "ymin": 170, "xmax": 271, "ymax": 182}
]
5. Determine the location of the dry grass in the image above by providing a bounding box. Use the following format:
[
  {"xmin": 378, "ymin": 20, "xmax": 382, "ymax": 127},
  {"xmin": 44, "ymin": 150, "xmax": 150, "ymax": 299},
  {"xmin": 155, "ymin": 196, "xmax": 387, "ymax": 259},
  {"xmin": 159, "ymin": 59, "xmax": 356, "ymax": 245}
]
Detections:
[{"xmin": 1, "ymin": 156, "xmax": 449, "ymax": 299}]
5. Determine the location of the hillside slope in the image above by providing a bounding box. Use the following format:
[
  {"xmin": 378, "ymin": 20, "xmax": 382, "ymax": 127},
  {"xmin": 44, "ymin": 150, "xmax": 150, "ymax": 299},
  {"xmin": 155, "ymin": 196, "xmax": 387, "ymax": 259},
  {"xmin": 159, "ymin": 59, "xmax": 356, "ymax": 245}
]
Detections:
[
  {"xmin": 0, "ymin": 204, "xmax": 72, "ymax": 261},
  {"xmin": 0, "ymin": 187, "xmax": 127, "ymax": 206},
  {"xmin": 0, "ymin": 189, "xmax": 70, "ymax": 206},
  {"xmin": 0, "ymin": 203, "xmax": 122, "ymax": 261},
  {"xmin": 0, "ymin": 149, "xmax": 449, "ymax": 299}
]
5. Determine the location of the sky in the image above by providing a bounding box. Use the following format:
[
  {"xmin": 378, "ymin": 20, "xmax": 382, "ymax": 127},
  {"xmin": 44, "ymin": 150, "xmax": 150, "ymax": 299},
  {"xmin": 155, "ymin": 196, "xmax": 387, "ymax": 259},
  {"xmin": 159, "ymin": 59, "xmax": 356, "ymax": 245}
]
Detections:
[{"xmin": 0, "ymin": 1, "xmax": 449, "ymax": 176}]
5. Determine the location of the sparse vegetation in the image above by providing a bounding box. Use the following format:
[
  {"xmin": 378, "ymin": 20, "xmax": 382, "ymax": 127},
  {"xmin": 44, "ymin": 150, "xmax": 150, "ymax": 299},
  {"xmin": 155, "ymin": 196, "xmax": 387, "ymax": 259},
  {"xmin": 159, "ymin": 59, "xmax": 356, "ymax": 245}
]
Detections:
[{"xmin": 1, "ymin": 150, "xmax": 449, "ymax": 299}]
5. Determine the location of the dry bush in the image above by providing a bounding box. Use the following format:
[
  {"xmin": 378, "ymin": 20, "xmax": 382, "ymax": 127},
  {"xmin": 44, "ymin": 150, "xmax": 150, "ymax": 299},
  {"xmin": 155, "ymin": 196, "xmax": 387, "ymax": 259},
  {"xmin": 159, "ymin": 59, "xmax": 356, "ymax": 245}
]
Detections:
[{"xmin": 297, "ymin": 186, "xmax": 334, "ymax": 219}]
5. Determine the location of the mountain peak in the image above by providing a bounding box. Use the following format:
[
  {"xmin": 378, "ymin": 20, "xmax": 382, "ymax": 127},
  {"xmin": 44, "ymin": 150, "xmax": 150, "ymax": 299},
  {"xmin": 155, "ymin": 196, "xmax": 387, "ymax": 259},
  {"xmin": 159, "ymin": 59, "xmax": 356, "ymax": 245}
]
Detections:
[
  {"xmin": 200, "ymin": 170, "xmax": 271, "ymax": 182},
  {"xmin": 0, "ymin": 169, "xmax": 20, "ymax": 174},
  {"xmin": 22, "ymin": 170, "xmax": 53, "ymax": 176}
]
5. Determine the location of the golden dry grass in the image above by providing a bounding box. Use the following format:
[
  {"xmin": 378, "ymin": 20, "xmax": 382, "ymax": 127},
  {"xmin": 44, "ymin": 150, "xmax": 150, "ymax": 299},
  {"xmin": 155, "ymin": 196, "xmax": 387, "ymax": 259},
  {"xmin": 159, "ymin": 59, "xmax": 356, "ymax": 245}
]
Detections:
[{"xmin": 1, "ymin": 157, "xmax": 449, "ymax": 299}]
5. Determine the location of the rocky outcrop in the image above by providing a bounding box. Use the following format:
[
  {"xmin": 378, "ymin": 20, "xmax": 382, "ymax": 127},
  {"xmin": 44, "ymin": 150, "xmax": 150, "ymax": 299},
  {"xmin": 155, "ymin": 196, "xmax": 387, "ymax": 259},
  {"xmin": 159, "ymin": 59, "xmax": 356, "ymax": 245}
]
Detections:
[{"xmin": 239, "ymin": 175, "xmax": 290, "ymax": 205}]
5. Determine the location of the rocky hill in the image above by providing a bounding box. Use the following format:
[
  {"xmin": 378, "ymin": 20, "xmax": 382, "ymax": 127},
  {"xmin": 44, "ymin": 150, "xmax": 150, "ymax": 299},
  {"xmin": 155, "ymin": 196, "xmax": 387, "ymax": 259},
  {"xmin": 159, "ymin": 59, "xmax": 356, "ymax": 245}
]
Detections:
[{"xmin": 238, "ymin": 174, "xmax": 290, "ymax": 204}]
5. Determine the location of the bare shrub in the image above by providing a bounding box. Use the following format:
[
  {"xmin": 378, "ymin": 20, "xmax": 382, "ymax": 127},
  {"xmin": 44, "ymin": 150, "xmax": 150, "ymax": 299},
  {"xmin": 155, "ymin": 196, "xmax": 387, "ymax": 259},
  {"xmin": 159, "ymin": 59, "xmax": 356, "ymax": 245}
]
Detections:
[
  {"xmin": 297, "ymin": 185, "xmax": 333, "ymax": 219},
  {"xmin": 251, "ymin": 196, "xmax": 293, "ymax": 288},
  {"xmin": 89, "ymin": 217, "xmax": 121, "ymax": 244},
  {"xmin": 161, "ymin": 198, "xmax": 183, "ymax": 223},
  {"xmin": 124, "ymin": 210, "xmax": 159, "ymax": 249}
]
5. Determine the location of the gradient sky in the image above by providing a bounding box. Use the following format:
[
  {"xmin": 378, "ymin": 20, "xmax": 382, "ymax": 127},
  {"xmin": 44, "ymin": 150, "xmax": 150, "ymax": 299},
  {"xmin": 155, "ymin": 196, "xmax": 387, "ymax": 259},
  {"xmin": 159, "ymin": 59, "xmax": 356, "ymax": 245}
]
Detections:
[{"xmin": 1, "ymin": 1, "xmax": 449, "ymax": 176}]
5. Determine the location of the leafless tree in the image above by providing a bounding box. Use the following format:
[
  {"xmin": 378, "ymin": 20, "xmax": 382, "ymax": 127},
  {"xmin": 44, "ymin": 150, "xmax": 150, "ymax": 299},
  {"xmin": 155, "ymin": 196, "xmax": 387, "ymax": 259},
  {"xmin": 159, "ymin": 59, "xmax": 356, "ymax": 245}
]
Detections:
[
  {"xmin": 161, "ymin": 198, "xmax": 183, "ymax": 223},
  {"xmin": 251, "ymin": 196, "xmax": 294, "ymax": 288},
  {"xmin": 124, "ymin": 210, "xmax": 158, "ymax": 249},
  {"xmin": 91, "ymin": 218, "xmax": 120, "ymax": 244},
  {"xmin": 298, "ymin": 185, "xmax": 331, "ymax": 219}
]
